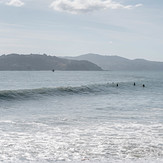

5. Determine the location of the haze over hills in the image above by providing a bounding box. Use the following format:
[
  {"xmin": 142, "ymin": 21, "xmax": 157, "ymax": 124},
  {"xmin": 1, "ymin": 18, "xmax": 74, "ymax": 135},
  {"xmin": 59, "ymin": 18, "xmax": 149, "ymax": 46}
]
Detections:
[
  {"xmin": 65, "ymin": 53, "xmax": 163, "ymax": 71},
  {"xmin": 0, "ymin": 54, "xmax": 102, "ymax": 71},
  {"xmin": 1, "ymin": 53, "xmax": 163, "ymax": 71}
]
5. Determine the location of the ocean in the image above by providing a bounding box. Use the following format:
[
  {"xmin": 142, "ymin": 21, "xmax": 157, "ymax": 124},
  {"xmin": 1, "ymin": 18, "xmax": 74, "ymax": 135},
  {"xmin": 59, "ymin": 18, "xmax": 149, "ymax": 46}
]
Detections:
[{"xmin": 0, "ymin": 71, "xmax": 162, "ymax": 163}]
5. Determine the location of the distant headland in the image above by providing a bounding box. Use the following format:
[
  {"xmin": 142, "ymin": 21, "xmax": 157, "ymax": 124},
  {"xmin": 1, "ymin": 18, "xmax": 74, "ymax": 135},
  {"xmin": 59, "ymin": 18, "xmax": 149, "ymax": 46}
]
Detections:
[
  {"xmin": 65, "ymin": 53, "xmax": 163, "ymax": 71},
  {"xmin": 0, "ymin": 54, "xmax": 102, "ymax": 71},
  {"xmin": 1, "ymin": 53, "xmax": 163, "ymax": 71}
]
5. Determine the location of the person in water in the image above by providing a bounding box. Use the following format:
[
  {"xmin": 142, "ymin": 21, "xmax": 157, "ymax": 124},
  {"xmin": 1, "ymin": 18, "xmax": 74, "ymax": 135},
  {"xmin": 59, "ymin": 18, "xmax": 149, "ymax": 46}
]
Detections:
[
  {"xmin": 143, "ymin": 84, "xmax": 145, "ymax": 87},
  {"xmin": 134, "ymin": 82, "xmax": 136, "ymax": 86},
  {"xmin": 116, "ymin": 83, "xmax": 118, "ymax": 87}
]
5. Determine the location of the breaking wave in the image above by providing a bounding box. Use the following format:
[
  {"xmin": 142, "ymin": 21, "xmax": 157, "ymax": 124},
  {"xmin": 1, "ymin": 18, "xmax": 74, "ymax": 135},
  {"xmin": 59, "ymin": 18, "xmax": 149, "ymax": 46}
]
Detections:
[
  {"xmin": 0, "ymin": 83, "xmax": 120, "ymax": 101},
  {"xmin": 0, "ymin": 81, "xmax": 142, "ymax": 101}
]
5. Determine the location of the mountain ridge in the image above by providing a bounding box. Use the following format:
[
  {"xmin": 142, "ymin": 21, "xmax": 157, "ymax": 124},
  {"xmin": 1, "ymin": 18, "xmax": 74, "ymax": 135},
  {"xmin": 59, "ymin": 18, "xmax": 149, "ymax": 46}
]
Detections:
[
  {"xmin": 0, "ymin": 54, "xmax": 102, "ymax": 71},
  {"xmin": 65, "ymin": 53, "xmax": 163, "ymax": 71}
]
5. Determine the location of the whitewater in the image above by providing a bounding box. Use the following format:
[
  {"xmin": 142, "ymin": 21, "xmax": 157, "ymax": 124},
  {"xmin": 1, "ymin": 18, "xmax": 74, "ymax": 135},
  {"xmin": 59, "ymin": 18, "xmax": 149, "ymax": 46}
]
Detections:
[{"xmin": 0, "ymin": 71, "xmax": 163, "ymax": 163}]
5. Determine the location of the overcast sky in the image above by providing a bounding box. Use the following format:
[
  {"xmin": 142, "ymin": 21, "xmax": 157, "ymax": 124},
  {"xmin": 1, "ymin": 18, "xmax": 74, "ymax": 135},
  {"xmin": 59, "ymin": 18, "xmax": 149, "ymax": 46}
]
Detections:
[{"xmin": 0, "ymin": 0, "xmax": 163, "ymax": 61}]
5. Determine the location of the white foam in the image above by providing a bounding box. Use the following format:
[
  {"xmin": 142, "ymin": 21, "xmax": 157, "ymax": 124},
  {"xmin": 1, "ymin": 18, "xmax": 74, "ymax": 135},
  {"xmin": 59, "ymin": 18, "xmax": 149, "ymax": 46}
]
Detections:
[{"xmin": 0, "ymin": 120, "xmax": 162, "ymax": 162}]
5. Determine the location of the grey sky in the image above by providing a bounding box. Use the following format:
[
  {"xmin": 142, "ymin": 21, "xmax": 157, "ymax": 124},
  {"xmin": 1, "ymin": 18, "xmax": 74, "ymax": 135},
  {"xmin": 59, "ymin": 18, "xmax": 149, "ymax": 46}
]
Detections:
[{"xmin": 0, "ymin": 0, "xmax": 163, "ymax": 61}]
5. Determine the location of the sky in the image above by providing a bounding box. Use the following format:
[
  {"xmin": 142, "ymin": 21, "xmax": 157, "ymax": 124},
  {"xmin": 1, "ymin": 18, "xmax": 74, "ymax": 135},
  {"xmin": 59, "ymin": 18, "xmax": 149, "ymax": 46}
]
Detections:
[{"xmin": 0, "ymin": 0, "xmax": 163, "ymax": 61}]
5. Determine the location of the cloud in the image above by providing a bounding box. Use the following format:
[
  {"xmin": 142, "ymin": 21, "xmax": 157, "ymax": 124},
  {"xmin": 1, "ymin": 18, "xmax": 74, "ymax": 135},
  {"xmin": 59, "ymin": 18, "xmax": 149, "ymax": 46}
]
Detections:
[
  {"xmin": 50, "ymin": 0, "xmax": 142, "ymax": 14},
  {"xmin": 6, "ymin": 0, "xmax": 24, "ymax": 7},
  {"xmin": 135, "ymin": 4, "xmax": 143, "ymax": 8}
]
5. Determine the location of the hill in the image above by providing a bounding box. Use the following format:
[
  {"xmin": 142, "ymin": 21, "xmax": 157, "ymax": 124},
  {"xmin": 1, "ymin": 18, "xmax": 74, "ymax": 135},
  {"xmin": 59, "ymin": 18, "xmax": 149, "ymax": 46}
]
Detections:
[
  {"xmin": 66, "ymin": 53, "xmax": 163, "ymax": 71},
  {"xmin": 0, "ymin": 54, "xmax": 102, "ymax": 71}
]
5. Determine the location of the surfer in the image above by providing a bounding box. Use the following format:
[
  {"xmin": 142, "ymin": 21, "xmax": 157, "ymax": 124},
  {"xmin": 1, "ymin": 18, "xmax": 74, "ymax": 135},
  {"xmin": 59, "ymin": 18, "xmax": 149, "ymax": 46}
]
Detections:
[
  {"xmin": 134, "ymin": 82, "xmax": 136, "ymax": 86},
  {"xmin": 116, "ymin": 83, "xmax": 118, "ymax": 87},
  {"xmin": 143, "ymin": 84, "xmax": 145, "ymax": 87},
  {"xmin": 52, "ymin": 69, "xmax": 55, "ymax": 72}
]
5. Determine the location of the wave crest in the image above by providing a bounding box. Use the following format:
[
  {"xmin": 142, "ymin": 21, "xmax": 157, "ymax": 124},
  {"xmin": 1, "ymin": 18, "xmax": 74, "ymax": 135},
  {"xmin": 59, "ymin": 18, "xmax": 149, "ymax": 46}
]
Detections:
[{"xmin": 0, "ymin": 83, "xmax": 116, "ymax": 101}]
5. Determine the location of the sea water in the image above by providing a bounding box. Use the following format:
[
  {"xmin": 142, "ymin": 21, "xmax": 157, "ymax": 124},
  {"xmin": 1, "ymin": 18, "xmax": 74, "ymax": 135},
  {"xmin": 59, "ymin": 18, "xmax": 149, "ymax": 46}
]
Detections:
[{"xmin": 0, "ymin": 71, "xmax": 162, "ymax": 163}]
